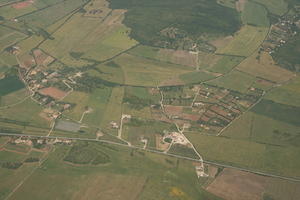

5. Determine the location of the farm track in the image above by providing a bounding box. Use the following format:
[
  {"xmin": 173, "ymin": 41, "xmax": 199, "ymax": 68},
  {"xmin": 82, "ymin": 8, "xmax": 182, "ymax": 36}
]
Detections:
[{"xmin": 1, "ymin": 132, "xmax": 300, "ymax": 183}]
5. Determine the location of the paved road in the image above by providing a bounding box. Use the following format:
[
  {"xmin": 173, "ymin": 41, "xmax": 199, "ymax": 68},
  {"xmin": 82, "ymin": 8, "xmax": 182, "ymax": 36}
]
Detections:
[{"xmin": 1, "ymin": 132, "xmax": 300, "ymax": 182}]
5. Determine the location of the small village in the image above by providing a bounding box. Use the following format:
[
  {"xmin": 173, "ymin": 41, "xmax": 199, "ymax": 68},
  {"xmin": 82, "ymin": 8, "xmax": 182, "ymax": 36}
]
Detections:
[{"xmin": 262, "ymin": 11, "xmax": 299, "ymax": 54}]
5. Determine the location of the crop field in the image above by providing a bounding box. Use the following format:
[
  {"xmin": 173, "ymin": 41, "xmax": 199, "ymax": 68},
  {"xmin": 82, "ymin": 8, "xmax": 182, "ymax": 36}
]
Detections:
[
  {"xmin": 237, "ymin": 51, "xmax": 295, "ymax": 83},
  {"xmin": 186, "ymin": 132, "xmax": 300, "ymax": 177},
  {"xmin": 0, "ymin": 98, "xmax": 50, "ymax": 128},
  {"xmin": 241, "ymin": 1, "xmax": 269, "ymax": 27},
  {"xmin": 179, "ymin": 71, "xmax": 217, "ymax": 84},
  {"xmin": 0, "ymin": 0, "xmax": 299, "ymax": 199},
  {"xmin": 129, "ymin": 45, "xmax": 200, "ymax": 68},
  {"xmin": 0, "ymin": 1, "xmax": 37, "ymax": 20},
  {"xmin": 99, "ymin": 87, "xmax": 124, "ymax": 134},
  {"xmin": 113, "ymin": 53, "xmax": 193, "ymax": 87},
  {"xmin": 208, "ymin": 55, "xmax": 244, "ymax": 74},
  {"xmin": 222, "ymin": 111, "xmax": 300, "ymax": 147},
  {"xmin": 0, "ymin": 26, "xmax": 26, "ymax": 51},
  {"xmin": 207, "ymin": 70, "xmax": 256, "ymax": 93},
  {"xmin": 0, "ymin": 142, "xmax": 221, "ymax": 200},
  {"xmin": 253, "ymin": 0, "xmax": 288, "ymax": 16},
  {"xmin": 207, "ymin": 168, "xmax": 300, "ymax": 200},
  {"xmin": 86, "ymin": 62, "xmax": 125, "ymax": 84},
  {"xmin": 63, "ymin": 87, "xmax": 112, "ymax": 125},
  {"xmin": 265, "ymin": 77, "xmax": 300, "ymax": 107},
  {"xmin": 251, "ymin": 99, "xmax": 300, "ymax": 127},
  {"xmin": 123, "ymin": 119, "xmax": 174, "ymax": 148},
  {"xmin": 40, "ymin": 7, "xmax": 137, "ymax": 66},
  {"xmin": 217, "ymin": 25, "xmax": 269, "ymax": 56},
  {"xmin": 18, "ymin": 0, "xmax": 87, "ymax": 28}
]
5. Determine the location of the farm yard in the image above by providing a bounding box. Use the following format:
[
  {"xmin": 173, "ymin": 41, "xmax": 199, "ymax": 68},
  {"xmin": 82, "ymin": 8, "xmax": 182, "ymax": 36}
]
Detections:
[{"xmin": 0, "ymin": 0, "xmax": 299, "ymax": 199}]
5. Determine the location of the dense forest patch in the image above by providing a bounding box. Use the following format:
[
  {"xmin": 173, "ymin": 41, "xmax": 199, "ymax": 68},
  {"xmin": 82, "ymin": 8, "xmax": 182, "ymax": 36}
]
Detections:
[{"xmin": 108, "ymin": 0, "xmax": 241, "ymax": 50}]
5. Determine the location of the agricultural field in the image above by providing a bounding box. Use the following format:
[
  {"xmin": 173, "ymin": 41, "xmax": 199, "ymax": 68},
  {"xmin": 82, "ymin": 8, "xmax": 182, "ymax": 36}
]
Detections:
[
  {"xmin": 186, "ymin": 132, "xmax": 300, "ymax": 178},
  {"xmin": 113, "ymin": 53, "xmax": 193, "ymax": 86},
  {"xmin": 217, "ymin": 25, "xmax": 269, "ymax": 56},
  {"xmin": 207, "ymin": 70, "xmax": 257, "ymax": 93},
  {"xmin": 241, "ymin": 1, "xmax": 270, "ymax": 27},
  {"xmin": 0, "ymin": 0, "xmax": 300, "ymax": 199},
  {"xmin": 237, "ymin": 51, "xmax": 295, "ymax": 83},
  {"xmin": 252, "ymin": 0, "xmax": 288, "ymax": 16}
]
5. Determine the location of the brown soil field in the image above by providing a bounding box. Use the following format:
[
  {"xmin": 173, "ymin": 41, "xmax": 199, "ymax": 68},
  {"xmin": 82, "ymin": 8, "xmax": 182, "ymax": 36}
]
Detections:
[
  {"xmin": 39, "ymin": 87, "xmax": 67, "ymax": 100},
  {"xmin": 181, "ymin": 113, "xmax": 200, "ymax": 121},
  {"xmin": 12, "ymin": 0, "xmax": 34, "ymax": 9},
  {"xmin": 18, "ymin": 54, "xmax": 35, "ymax": 69},
  {"xmin": 71, "ymin": 174, "xmax": 147, "ymax": 200},
  {"xmin": 164, "ymin": 105, "xmax": 183, "ymax": 115},
  {"xmin": 210, "ymin": 35, "xmax": 234, "ymax": 49},
  {"xmin": 206, "ymin": 168, "xmax": 267, "ymax": 200},
  {"xmin": 236, "ymin": 0, "xmax": 247, "ymax": 12},
  {"xmin": 33, "ymin": 49, "xmax": 55, "ymax": 66}
]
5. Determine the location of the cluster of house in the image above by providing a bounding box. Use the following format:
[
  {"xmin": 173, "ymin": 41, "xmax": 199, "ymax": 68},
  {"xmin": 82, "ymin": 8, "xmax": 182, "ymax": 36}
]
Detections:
[
  {"xmin": 12, "ymin": 137, "xmax": 72, "ymax": 146},
  {"xmin": 263, "ymin": 14, "xmax": 299, "ymax": 53},
  {"xmin": 193, "ymin": 85, "xmax": 261, "ymax": 133}
]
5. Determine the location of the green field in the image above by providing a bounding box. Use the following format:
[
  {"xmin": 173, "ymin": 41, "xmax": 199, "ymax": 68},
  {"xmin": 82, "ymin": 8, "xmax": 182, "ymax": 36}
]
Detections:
[
  {"xmin": 18, "ymin": 0, "xmax": 87, "ymax": 28},
  {"xmin": 253, "ymin": 0, "xmax": 288, "ymax": 16},
  {"xmin": 265, "ymin": 77, "xmax": 300, "ymax": 107},
  {"xmin": 1, "ymin": 142, "xmax": 221, "ymax": 200},
  {"xmin": 208, "ymin": 55, "xmax": 244, "ymax": 74},
  {"xmin": 0, "ymin": 76, "xmax": 25, "ymax": 96},
  {"xmin": 63, "ymin": 87, "xmax": 112, "ymax": 125},
  {"xmin": 186, "ymin": 132, "xmax": 300, "ymax": 178},
  {"xmin": 207, "ymin": 70, "xmax": 256, "ymax": 93},
  {"xmin": 113, "ymin": 53, "xmax": 193, "ymax": 86},
  {"xmin": 241, "ymin": 1, "xmax": 270, "ymax": 27},
  {"xmin": 251, "ymin": 99, "xmax": 300, "ymax": 127},
  {"xmin": 223, "ymin": 111, "xmax": 300, "ymax": 147},
  {"xmin": 217, "ymin": 25, "xmax": 269, "ymax": 56},
  {"xmin": 0, "ymin": 98, "xmax": 49, "ymax": 128}
]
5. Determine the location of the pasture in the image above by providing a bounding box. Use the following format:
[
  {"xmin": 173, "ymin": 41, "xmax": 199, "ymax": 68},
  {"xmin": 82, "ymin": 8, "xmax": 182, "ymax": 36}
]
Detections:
[
  {"xmin": 241, "ymin": 1, "xmax": 269, "ymax": 27},
  {"xmin": 18, "ymin": 0, "xmax": 87, "ymax": 28},
  {"xmin": 217, "ymin": 25, "xmax": 269, "ymax": 57},
  {"xmin": 0, "ymin": 99, "xmax": 50, "ymax": 128},
  {"xmin": 237, "ymin": 51, "xmax": 295, "ymax": 83},
  {"xmin": 186, "ymin": 132, "xmax": 300, "ymax": 178},
  {"xmin": 251, "ymin": 99, "xmax": 300, "ymax": 127},
  {"xmin": 40, "ymin": 5, "xmax": 137, "ymax": 66},
  {"xmin": 179, "ymin": 71, "xmax": 216, "ymax": 85},
  {"xmin": 207, "ymin": 70, "xmax": 256, "ymax": 93},
  {"xmin": 63, "ymin": 87, "xmax": 112, "ymax": 125},
  {"xmin": 265, "ymin": 77, "xmax": 300, "ymax": 107},
  {"xmin": 113, "ymin": 53, "xmax": 193, "ymax": 87},
  {"xmin": 208, "ymin": 55, "xmax": 244, "ymax": 74},
  {"xmin": 3, "ymin": 142, "xmax": 220, "ymax": 200},
  {"xmin": 0, "ymin": 26, "xmax": 26, "ymax": 51},
  {"xmin": 253, "ymin": 0, "xmax": 288, "ymax": 16},
  {"xmin": 99, "ymin": 86, "xmax": 124, "ymax": 134},
  {"xmin": 0, "ymin": 1, "xmax": 36, "ymax": 20},
  {"xmin": 223, "ymin": 111, "xmax": 300, "ymax": 147}
]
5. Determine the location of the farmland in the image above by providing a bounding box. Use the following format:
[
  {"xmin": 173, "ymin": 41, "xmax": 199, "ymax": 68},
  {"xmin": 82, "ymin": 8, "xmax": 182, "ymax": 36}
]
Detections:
[{"xmin": 0, "ymin": 0, "xmax": 300, "ymax": 199}]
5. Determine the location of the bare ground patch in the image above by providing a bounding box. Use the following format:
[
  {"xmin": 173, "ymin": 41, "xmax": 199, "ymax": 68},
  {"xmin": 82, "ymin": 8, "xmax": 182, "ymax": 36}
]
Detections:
[
  {"xmin": 12, "ymin": 0, "xmax": 34, "ymax": 9},
  {"xmin": 206, "ymin": 168, "xmax": 268, "ymax": 200},
  {"xmin": 38, "ymin": 87, "xmax": 67, "ymax": 100}
]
